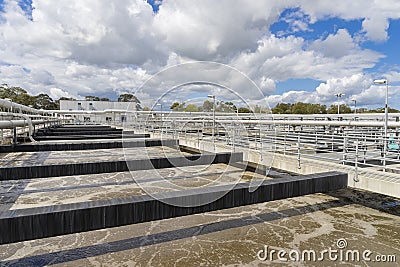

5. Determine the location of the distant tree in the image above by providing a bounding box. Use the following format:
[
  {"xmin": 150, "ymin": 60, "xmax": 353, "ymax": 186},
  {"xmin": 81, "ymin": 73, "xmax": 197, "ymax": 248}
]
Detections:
[
  {"xmin": 292, "ymin": 102, "xmax": 308, "ymax": 114},
  {"xmin": 238, "ymin": 107, "xmax": 252, "ymax": 113},
  {"xmin": 272, "ymin": 103, "xmax": 293, "ymax": 114},
  {"xmin": 85, "ymin": 95, "xmax": 100, "ymax": 101},
  {"xmin": 253, "ymin": 105, "xmax": 270, "ymax": 114},
  {"xmin": 118, "ymin": 93, "xmax": 142, "ymax": 110},
  {"xmin": 366, "ymin": 107, "xmax": 400, "ymax": 113},
  {"xmin": 0, "ymin": 86, "xmax": 27, "ymax": 98},
  {"xmin": 57, "ymin": 97, "xmax": 74, "ymax": 101},
  {"xmin": 327, "ymin": 104, "xmax": 352, "ymax": 114},
  {"xmin": 184, "ymin": 104, "xmax": 199, "ymax": 112},
  {"xmin": 0, "ymin": 86, "xmax": 35, "ymax": 106},
  {"xmin": 170, "ymin": 102, "xmax": 185, "ymax": 111},
  {"xmin": 216, "ymin": 101, "xmax": 236, "ymax": 112},
  {"xmin": 290, "ymin": 102, "xmax": 327, "ymax": 114},
  {"xmin": 142, "ymin": 106, "xmax": 151, "ymax": 111},
  {"xmin": 225, "ymin": 102, "xmax": 237, "ymax": 112},
  {"xmin": 100, "ymin": 97, "xmax": 110, "ymax": 101},
  {"xmin": 118, "ymin": 93, "xmax": 140, "ymax": 102},
  {"xmin": 202, "ymin": 100, "xmax": 214, "ymax": 112},
  {"xmin": 307, "ymin": 103, "xmax": 327, "ymax": 114},
  {"xmin": 33, "ymin": 94, "xmax": 57, "ymax": 110},
  {"xmin": 170, "ymin": 102, "xmax": 180, "ymax": 110}
]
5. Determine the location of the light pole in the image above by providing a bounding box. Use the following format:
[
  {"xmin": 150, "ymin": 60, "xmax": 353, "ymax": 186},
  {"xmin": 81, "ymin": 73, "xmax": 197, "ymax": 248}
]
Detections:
[
  {"xmin": 208, "ymin": 95, "xmax": 216, "ymax": 142},
  {"xmin": 374, "ymin": 79, "xmax": 389, "ymax": 170},
  {"xmin": 351, "ymin": 99, "xmax": 357, "ymax": 114},
  {"xmin": 335, "ymin": 93, "xmax": 345, "ymax": 115}
]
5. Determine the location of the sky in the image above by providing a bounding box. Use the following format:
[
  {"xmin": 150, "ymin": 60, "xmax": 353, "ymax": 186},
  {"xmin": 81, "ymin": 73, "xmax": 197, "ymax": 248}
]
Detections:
[{"xmin": 0, "ymin": 0, "xmax": 400, "ymax": 110}]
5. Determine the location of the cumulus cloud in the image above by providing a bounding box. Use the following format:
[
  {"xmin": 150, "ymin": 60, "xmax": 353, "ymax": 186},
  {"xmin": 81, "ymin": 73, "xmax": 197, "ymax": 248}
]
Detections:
[
  {"xmin": 49, "ymin": 88, "xmax": 80, "ymax": 100},
  {"xmin": 310, "ymin": 29, "xmax": 358, "ymax": 58},
  {"xmin": 315, "ymin": 74, "xmax": 372, "ymax": 98},
  {"xmin": 266, "ymin": 91, "xmax": 317, "ymax": 108},
  {"xmin": 0, "ymin": 0, "xmax": 399, "ymax": 107}
]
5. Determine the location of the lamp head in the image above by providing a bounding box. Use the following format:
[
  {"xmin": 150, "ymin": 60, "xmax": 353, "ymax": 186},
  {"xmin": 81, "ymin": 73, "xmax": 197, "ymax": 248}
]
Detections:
[{"xmin": 374, "ymin": 79, "xmax": 387, "ymax": 85}]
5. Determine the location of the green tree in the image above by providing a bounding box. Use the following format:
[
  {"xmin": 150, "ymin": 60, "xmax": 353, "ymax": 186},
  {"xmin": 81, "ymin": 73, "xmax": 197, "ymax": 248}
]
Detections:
[
  {"xmin": 202, "ymin": 100, "xmax": 214, "ymax": 112},
  {"xmin": 216, "ymin": 101, "xmax": 236, "ymax": 112},
  {"xmin": 366, "ymin": 107, "xmax": 400, "ymax": 113},
  {"xmin": 85, "ymin": 95, "xmax": 100, "ymax": 101},
  {"xmin": 272, "ymin": 103, "xmax": 293, "ymax": 114},
  {"xmin": 170, "ymin": 102, "xmax": 185, "ymax": 111},
  {"xmin": 225, "ymin": 102, "xmax": 237, "ymax": 112},
  {"xmin": 307, "ymin": 103, "xmax": 327, "ymax": 114},
  {"xmin": 184, "ymin": 104, "xmax": 199, "ymax": 112},
  {"xmin": 290, "ymin": 102, "xmax": 327, "ymax": 114},
  {"xmin": 0, "ymin": 86, "xmax": 35, "ymax": 106},
  {"xmin": 327, "ymin": 104, "xmax": 352, "ymax": 114},
  {"xmin": 292, "ymin": 102, "xmax": 308, "ymax": 114},
  {"xmin": 238, "ymin": 107, "xmax": 252, "ymax": 113},
  {"xmin": 33, "ymin": 94, "xmax": 57, "ymax": 110},
  {"xmin": 118, "ymin": 93, "xmax": 140, "ymax": 102},
  {"xmin": 170, "ymin": 102, "xmax": 180, "ymax": 110},
  {"xmin": 118, "ymin": 93, "xmax": 142, "ymax": 110},
  {"xmin": 100, "ymin": 98, "xmax": 110, "ymax": 101}
]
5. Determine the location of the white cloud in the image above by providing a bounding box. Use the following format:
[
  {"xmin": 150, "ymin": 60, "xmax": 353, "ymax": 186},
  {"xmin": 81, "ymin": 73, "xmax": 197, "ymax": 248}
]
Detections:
[
  {"xmin": 297, "ymin": 0, "xmax": 400, "ymax": 41},
  {"xmin": 266, "ymin": 91, "xmax": 317, "ymax": 107},
  {"xmin": 316, "ymin": 74, "xmax": 372, "ymax": 98},
  {"xmin": 351, "ymin": 85, "xmax": 400, "ymax": 107},
  {"xmin": 309, "ymin": 29, "xmax": 358, "ymax": 58},
  {"xmin": 0, "ymin": 0, "xmax": 399, "ymax": 107},
  {"xmin": 231, "ymin": 35, "xmax": 382, "ymax": 85},
  {"xmin": 49, "ymin": 88, "xmax": 80, "ymax": 100}
]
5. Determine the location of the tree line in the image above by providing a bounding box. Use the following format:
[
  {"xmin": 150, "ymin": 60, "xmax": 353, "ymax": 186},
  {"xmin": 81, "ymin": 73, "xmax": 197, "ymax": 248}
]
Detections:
[
  {"xmin": 169, "ymin": 100, "xmax": 400, "ymax": 114},
  {"xmin": 271, "ymin": 102, "xmax": 400, "ymax": 114},
  {"xmin": 0, "ymin": 84, "xmax": 142, "ymax": 110},
  {"xmin": 169, "ymin": 100, "xmax": 270, "ymax": 113},
  {"xmin": 3, "ymin": 84, "xmax": 398, "ymax": 114}
]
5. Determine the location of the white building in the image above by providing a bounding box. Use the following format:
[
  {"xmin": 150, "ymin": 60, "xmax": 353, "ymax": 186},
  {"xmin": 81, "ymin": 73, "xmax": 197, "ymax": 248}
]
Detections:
[
  {"xmin": 59, "ymin": 100, "xmax": 139, "ymax": 124},
  {"xmin": 60, "ymin": 100, "xmax": 138, "ymax": 112}
]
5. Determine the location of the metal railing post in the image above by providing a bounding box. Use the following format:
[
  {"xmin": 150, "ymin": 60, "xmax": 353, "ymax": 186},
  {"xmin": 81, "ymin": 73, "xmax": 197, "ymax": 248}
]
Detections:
[
  {"xmin": 342, "ymin": 137, "xmax": 348, "ymax": 165},
  {"xmin": 354, "ymin": 140, "xmax": 359, "ymax": 182},
  {"xmin": 297, "ymin": 135, "xmax": 301, "ymax": 169}
]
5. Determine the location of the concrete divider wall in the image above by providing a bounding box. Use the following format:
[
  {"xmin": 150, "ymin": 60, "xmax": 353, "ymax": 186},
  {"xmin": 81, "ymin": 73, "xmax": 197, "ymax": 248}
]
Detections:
[
  {"xmin": 0, "ymin": 139, "xmax": 178, "ymax": 153},
  {"xmin": 0, "ymin": 152, "xmax": 243, "ymax": 180},
  {"xmin": 0, "ymin": 171, "xmax": 347, "ymax": 244}
]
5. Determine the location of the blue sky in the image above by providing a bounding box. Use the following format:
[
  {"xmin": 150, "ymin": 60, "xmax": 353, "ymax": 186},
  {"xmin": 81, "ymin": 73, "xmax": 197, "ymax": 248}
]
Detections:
[
  {"xmin": 271, "ymin": 8, "xmax": 400, "ymax": 95},
  {"xmin": 0, "ymin": 0, "xmax": 400, "ymax": 109}
]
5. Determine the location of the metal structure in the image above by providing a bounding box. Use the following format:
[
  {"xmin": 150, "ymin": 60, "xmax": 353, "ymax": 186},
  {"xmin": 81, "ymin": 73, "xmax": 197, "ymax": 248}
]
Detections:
[{"xmin": 2, "ymin": 98, "xmax": 400, "ymax": 182}]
